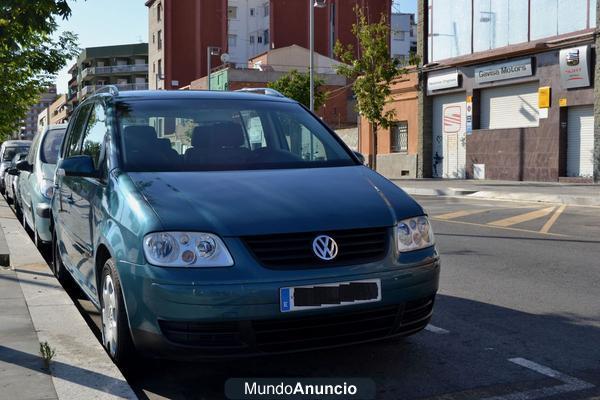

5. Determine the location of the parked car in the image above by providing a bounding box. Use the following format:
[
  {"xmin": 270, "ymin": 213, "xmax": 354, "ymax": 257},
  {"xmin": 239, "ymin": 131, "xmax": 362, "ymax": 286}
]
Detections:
[
  {"xmin": 0, "ymin": 140, "xmax": 31, "ymax": 194},
  {"xmin": 5, "ymin": 152, "xmax": 29, "ymax": 205},
  {"xmin": 17, "ymin": 125, "xmax": 68, "ymax": 248},
  {"xmin": 52, "ymin": 89, "xmax": 440, "ymax": 364}
]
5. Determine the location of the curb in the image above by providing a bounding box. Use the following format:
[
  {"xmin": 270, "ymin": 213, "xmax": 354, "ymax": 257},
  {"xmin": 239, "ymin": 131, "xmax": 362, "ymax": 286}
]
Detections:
[
  {"xmin": 0, "ymin": 199, "xmax": 137, "ymax": 400},
  {"xmin": 401, "ymin": 187, "xmax": 600, "ymax": 207}
]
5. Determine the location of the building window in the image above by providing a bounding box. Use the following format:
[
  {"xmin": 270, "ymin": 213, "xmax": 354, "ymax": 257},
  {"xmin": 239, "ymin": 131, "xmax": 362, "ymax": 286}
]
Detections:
[
  {"xmin": 474, "ymin": 0, "xmax": 528, "ymax": 52},
  {"xmin": 157, "ymin": 3, "xmax": 162, "ymax": 21},
  {"xmin": 158, "ymin": 59, "xmax": 162, "ymax": 76},
  {"xmin": 228, "ymin": 34, "xmax": 237, "ymax": 47},
  {"xmin": 228, "ymin": 6, "xmax": 238, "ymax": 19},
  {"xmin": 391, "ymin": 122, "xmax": 408, "ymax": 153},
  {"xmin": 249, "ymin": 35, "xmax": 255, "ymax": 44},
  {"xmin": 250, "ymin": 8, "xmax": 255, "ymax": 16},
  {"xmin": 263, "ymin": 29, "xmax": 270, "ymax": 45},
  {"xmin": 393, "ymin": 30, "xmax": 405, "ymax": 41},
  {"xmin": 257, "ymin": 35, "xmax": 263, "ymax": 44},
  {"xmin": 264, "ymin": 3, "xmax": 269, "ymax": 17},
  {"xmin": 531, "ymin": 0, "xmax": 587, "ymax": 40},
  {"xmin": 157, "ymin": 30, "xmax": 162, "ymax": 50}
]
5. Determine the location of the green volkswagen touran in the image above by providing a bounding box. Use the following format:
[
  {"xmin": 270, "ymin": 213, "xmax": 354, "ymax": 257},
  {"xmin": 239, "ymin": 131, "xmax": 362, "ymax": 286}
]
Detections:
[{"xmin": 52, "ymin": 88, "xmax": 440, "ymax": 364}]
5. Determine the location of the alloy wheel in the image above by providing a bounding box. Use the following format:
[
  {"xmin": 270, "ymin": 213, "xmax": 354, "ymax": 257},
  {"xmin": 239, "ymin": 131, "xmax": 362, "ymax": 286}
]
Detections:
[{"xmin": 101, "ymin": 273, "xmax": 118, "ymax": 358}]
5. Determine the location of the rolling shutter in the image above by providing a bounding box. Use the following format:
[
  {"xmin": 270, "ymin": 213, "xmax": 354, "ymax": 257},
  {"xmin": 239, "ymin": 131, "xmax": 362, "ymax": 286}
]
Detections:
[
  {"xmin": 567, "ymin": 106, "xmax": 594, "ymax": 177},
  {"xmin": 480, "ymin": 82, "xmax": 539, "ymax": 130}
]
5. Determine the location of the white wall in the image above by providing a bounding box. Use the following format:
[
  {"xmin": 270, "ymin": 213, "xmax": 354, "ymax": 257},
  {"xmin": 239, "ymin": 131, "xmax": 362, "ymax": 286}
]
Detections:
[{"xmin": 227, "ymin": 0, "xmax": 270, "ymax": 67}]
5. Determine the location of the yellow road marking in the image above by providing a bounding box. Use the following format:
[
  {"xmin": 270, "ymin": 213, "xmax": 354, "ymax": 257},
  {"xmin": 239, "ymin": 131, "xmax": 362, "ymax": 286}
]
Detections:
[
  {"xmin": 540, "ymin": 204, "xmax": 567, "ymax": 234},
  {"xmin": 487, "ymin": 206, "xmax": 556, "ymax": 228},
  {"xmin": 431, "ymin": 217, "xmax": 568, "ymax": 237},
  {"xmin": 435, "ymin": 209, "xmax": 491, "ymax": 220}
]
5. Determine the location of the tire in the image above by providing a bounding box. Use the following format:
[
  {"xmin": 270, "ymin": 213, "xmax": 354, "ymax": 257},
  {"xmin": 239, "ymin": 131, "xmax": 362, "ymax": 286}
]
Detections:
[
  {"xmin": 100, "ymin": 259, "xmax": 134, "ymax": 365},
  {"xmin": 52, "ymin": 230, "xmax": 70, "ymax": 284}
]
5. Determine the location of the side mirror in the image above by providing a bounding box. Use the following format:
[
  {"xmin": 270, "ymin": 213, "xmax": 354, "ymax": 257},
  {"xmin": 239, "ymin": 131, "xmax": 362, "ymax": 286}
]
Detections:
[
  {"xmin": 353, "ymin": 151, "xmax": 366, "ymax": 165},
  {"xmin": 7, "ymin": 167, "xmax": 19, "ymax": 176},
  {"xmin": 16, "ymin": 160, "xmax": 33, "ymax": 173},
  {"xmin": 57, "ymin": 155, "xmax": 98, "ymax": 178}
]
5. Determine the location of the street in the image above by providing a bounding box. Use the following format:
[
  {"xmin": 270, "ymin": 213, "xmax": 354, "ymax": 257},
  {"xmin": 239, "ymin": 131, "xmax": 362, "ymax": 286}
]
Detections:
[{"xmin": 49, "ymin": 195, "xmax": 600, "ymax": 400}]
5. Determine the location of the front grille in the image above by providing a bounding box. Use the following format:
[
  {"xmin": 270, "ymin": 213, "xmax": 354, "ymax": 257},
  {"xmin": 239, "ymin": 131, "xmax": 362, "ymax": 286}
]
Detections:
[
  {"xmin": 158, "ymin": 296, "xmax": 435, "ymax": 353},
  {"xmin": 243, "ymin": 227, "xmax": 390, "ymax": 269}
]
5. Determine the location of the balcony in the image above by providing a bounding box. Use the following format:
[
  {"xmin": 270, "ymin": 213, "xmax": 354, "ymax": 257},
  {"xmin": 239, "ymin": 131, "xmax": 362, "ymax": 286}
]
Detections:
[{"xmin": 81, "ymin": 64, "xmax": 149, "ymax": 80}]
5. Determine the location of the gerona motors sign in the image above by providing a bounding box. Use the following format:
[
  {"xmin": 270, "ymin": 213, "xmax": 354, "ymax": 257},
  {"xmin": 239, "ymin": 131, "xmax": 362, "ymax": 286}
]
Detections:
[{"xmin": 475, "ymin": 58, "xmax": 533, "ymax": 84}]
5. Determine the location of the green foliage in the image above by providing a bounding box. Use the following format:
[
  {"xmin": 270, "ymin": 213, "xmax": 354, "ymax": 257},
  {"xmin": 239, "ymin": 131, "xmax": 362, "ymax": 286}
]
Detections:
[
  {"xmin": 268, "ymin": 70, "xmax": 327, "ymax": 111},
  {"xmin": 39, "ymin": 341, "xmax": 56, "ymax": 370},
  {"xmin": 334, "ymin": 6, "xmax": 408, "ymax": 130},
  {"xmin": 0, "ymin": 0, "xmax": 80, "ymax": 140}
]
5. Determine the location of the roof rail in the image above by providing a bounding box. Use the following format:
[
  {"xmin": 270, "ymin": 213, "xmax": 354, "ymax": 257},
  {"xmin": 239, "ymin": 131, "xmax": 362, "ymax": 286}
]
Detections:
[
  {"xmin": 235, "ymin": 87, "xmax": 285, "ymax": 98},
  {"xmin": 94, "ymin": 85, "xmax": 119, "ymax": 96}
]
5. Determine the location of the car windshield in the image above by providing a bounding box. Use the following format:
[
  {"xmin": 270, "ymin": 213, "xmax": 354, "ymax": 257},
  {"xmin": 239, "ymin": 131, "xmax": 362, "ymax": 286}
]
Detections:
[
  {"xmin": 40, "ymin": 128, "xmax": 67, "ymax": 164},
  {"xmin": 3, "ymin": 146, "xmax": 30, "ymax": 161},
  {"xmin": 115, "ymin": 99, "xmax": 356, "ymax": 172}
]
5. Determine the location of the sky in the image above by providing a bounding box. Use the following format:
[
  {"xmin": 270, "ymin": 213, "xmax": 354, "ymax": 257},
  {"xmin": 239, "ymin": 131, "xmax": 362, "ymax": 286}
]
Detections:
[{"xmin": 54, "ymin": 0, "xmax": 417, "ymax": 94}]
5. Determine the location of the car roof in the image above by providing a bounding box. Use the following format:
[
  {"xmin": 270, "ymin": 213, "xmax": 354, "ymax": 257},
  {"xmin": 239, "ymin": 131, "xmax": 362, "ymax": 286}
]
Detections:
[{"xmin": 97, "ymin": 89, "xmax": 298, "ymax": 104}]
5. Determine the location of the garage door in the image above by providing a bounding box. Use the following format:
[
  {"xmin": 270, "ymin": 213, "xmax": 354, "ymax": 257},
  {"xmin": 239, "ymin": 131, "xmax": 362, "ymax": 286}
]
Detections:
[
  {"xmin": 432, "ymin": 93, "xmax": 467, "ymax": 178},
  {"xmin": 480, "ymin": 82, "xmax": 539, "ymax": 130},
  {"xmin": 567, "ymin": 105, "xmax": 594, "ymax": 177}
]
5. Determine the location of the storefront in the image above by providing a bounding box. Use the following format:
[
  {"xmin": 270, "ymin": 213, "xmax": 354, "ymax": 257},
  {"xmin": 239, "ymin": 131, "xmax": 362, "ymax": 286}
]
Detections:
[{"xmin": 425, "ymin": 44, "xmax": 595, "ymax": 182}]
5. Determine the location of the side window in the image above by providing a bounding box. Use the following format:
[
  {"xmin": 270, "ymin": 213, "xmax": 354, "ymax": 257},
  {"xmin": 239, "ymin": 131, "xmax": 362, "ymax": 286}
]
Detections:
[
  {"xmin": 27, "ymin": 133, "xmax": 42, "ymax": 165},
  {"xmin": 65, "ymin": 104, "xmax": 92, "ymax": 158},
  {"xmin": 81, "ymin": 102, "xmax": 108, "ymax": 169}
]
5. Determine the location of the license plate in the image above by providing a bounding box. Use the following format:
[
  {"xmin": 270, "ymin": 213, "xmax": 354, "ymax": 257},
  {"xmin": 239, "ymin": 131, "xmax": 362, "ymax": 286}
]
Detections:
[{"xmin": 280, "ymin": 279, "xmax": 381, "ymax": 312}]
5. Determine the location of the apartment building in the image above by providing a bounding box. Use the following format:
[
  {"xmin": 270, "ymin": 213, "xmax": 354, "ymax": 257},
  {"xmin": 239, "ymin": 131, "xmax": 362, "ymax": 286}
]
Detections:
[
  {"xmin": 391, "ymin": 13, "xmax": 416, "ymax": 62},
  {"xmin": 417, "ymin": 0, "xmax": 599, "ymax": 182},
  {"xmin": 146, "ymin": 0, "xmax": 391, "ymax": 90},
  {"xmin": 67, "ymin": 43, "xmax": 149, "ymax": 107},
  {"xmin": 19, "ymin": 85, "xmax": 57, "ymax": 139}
]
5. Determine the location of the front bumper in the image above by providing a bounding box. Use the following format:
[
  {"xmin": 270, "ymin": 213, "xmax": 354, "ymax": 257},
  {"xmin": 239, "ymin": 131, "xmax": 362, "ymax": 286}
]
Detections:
[{"xmin": 117, "ymin": 255, "xmax": 440, "ymax": 359}]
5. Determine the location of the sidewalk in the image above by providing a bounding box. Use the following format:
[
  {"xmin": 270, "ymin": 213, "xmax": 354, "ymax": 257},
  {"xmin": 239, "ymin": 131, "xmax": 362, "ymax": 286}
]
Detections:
[
  {"xmin": 0, "ymin": 199, "xmax": 136, "ymax": 400},
  {"xmin": 393, "ymin": 179, "xmax": 600, "ymax": 207}
]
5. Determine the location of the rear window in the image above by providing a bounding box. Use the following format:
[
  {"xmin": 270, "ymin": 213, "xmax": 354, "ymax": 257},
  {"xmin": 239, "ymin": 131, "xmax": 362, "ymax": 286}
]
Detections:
[
  {"xmin": 3, "ymin": 146, "xmax": 30, "ymax": 161},
  {"xmin": 40, "ymin": 128, "xmax": 67, "ymax": 164},
  {"xmin": 115, "ymin": 99, "xmax": 356, "ymax": 172}
]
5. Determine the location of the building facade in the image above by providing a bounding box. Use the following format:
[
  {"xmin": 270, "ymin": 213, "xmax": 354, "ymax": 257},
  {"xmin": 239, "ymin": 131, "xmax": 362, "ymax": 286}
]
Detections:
[
  {"xmin": 359, "ymin": 72, "xmax": 419, "ymax": 178},
  {"xmin": 146, "ymin": 0, "xmax": 391, "ymax": 90},
  {"xmin": 189, "ymin": 45, "xmax": 355, "ymax": 127},
  {"xmin": 227, "ymin": 0, "xmax": 271, "ymax": 67},
  {"xmin": 20, "ymin": 85, "xmax": 57, "ymax": 139},
  {"xmin": 146, "ymin": 0, "xmax": 228, "ymax": 90},
  {"xmin": 67, "ymin": 43, "xmax": 149, "ymax": 107},
  {"xmin": 390, "ymin": 13, "xmax": 416, "ymax": 62},
  {"xmin": 417, "ymin": 0, "xmax": 599, "ymax": 182}
]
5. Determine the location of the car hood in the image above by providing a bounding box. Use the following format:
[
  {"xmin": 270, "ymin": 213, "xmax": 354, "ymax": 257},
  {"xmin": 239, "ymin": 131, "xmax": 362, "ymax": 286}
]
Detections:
[{"xmin": 129, "ymin": 166, "xmax": 423, "ymax": 237}]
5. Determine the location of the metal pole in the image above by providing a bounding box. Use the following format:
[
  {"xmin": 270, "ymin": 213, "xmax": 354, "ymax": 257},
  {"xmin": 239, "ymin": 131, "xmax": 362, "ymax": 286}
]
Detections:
[
  {"xmin": 207, "ymin": 47, "xmax": 212, "ymax": 91},
  {"xmin": 309, "ymin": 0, "xmax": 314, "ymax": 112}
]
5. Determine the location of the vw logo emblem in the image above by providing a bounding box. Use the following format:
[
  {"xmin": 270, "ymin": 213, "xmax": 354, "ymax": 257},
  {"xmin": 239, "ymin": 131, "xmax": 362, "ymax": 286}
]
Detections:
[{"xmin": 312, "ymin": 235, "xmax": 339, "ymax": 261}]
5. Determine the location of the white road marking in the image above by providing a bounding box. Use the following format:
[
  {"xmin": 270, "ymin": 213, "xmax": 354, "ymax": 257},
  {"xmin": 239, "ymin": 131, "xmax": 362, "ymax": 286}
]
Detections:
[
  {"xmin": 480, "ymin": 358, "xmax": 595, "ymax": 400},
  {"xmin": 425, "ymin": 324, "xmax": 449, "ymax": 334}
]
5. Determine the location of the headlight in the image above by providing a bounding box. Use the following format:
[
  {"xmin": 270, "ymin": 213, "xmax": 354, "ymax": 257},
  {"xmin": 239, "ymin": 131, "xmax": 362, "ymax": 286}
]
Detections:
[
  {"xmin": 396, "ymin": 216, "xmax": 435, "ymax": 252},
  {"xmin": 40, "ymin": 180, "xmax": 54, "ymax": 200},
  {"xmin": 143, "ymin": 232, "xmax": 234, "ymax": 267}
]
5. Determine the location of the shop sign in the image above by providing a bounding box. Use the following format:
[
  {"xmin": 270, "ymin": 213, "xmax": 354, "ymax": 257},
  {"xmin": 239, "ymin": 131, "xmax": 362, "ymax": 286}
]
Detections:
[
  {"xmin": 427, "ymin": 69, "xmax": 460, "ymax": 95},
  {"xmin": 560, "ymin": 45, "xmax": 591, "ymax": 89},
  {"xmin": 466, "ymin": 96, "xmax": 473, "ymax": 135},
  {"xmin": 475, "ymin": 58, "xmax": 533, "ymax": 84}
]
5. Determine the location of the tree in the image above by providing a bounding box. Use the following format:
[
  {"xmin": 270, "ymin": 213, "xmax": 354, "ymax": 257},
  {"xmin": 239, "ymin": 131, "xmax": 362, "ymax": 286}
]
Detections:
[
  {"xmin": 268, "ymin": 69, "xmax": 327, "ymax": 112},
  {"xmin": 334, "ymin": 6, "xmax": 409, "ymax": 170},
  {"xmin": 0, "ymin": 1, "xmax": 79, "ymax": 140}
]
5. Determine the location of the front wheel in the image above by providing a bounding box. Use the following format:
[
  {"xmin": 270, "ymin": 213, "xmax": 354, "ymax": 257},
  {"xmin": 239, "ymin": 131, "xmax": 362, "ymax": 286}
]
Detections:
[{"xmin": 100, "ymin": 259, "xmax": 134, "ymax": 365}]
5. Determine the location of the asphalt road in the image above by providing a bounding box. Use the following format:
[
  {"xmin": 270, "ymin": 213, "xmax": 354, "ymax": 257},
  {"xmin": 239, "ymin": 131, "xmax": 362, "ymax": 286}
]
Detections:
[{"xmin": 25, "ymin": 195, "xmax": 600, "ymax": 400}]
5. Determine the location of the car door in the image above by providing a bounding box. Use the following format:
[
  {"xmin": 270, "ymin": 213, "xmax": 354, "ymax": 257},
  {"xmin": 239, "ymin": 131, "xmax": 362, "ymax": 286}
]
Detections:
[
  {"xmin": 69, "ymin": 101, "xmax": 109, "ymax": 299},
  {"xmin": 55, "ymin": 104, "xmax": 92, "ymax": 284},
  {"xmin": 21, "ymin": 134, "xmax": 42, "ymax": 228}
]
